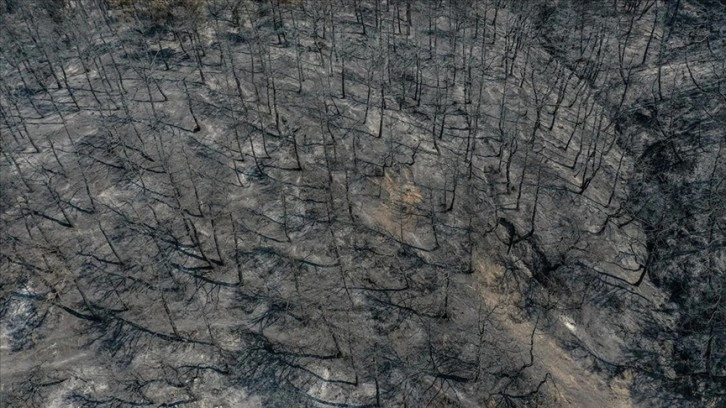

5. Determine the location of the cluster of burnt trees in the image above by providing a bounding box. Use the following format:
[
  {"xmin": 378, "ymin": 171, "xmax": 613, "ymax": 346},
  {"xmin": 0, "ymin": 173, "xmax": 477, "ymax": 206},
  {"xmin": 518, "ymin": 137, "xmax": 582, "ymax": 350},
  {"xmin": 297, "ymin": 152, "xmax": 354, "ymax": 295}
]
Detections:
[
  {"xmin": 533, "ymin": 0, "xmax": 726, "ymax": 402},
  {"xmin": 1, "ymin": 0, "xmax": 724, "ymax": 406}
]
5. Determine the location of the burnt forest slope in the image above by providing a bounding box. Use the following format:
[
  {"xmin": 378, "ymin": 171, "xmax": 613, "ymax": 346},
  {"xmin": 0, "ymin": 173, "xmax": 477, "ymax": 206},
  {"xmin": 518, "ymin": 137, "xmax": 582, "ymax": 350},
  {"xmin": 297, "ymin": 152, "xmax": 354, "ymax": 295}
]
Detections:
[{"xmin": 1, "ymin": 1, "xmax": 724, "ymax": 407}]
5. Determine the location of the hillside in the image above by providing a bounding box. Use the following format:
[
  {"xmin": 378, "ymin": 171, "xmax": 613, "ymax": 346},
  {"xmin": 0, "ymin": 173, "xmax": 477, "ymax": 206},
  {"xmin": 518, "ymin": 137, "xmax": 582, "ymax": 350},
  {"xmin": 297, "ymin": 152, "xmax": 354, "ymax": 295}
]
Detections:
[{"xmin": 1, "ymin": 1, "xmax": 724, "ymax": 406}]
